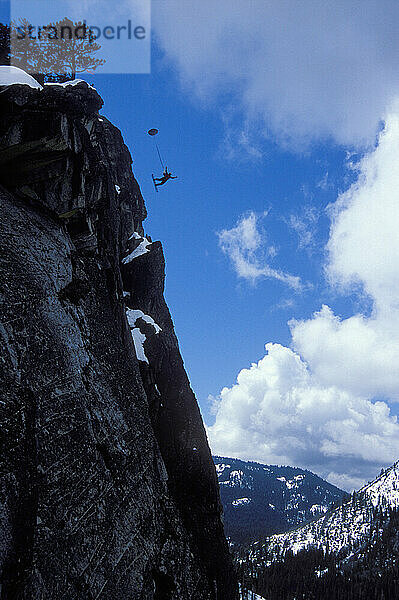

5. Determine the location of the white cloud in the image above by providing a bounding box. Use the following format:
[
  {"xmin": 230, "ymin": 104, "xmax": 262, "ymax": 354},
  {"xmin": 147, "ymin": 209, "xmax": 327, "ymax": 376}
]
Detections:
[
  {"xmin": 291, "ymin": 110, "xmax": 399, "ymax": 400},
  {"xmin": 210, "ymin": 107, "xmax": 399, "ymax": 490},
  {"xmin": 154, "ymin": 0, "xmax": 399, "ymax": 147},
  {"xmin": 273, "ymin": 298, "xmax": 296, "ymax": 311},
  {"xmin": 219, "ymin": 112, "xmax": 263, "ymax": 161},
  {"xmin": 327, "ymin": 111, "xmax": 399, "ymax": 310},
  {"xmin": 290, "ymin": 305, "xmax": 399, "ymax": 401},
  {"xmin": 317, "ymin": 172, "xmax": 331, "ymax": 191},
  {"xmin": 326, "ymin": 472, "xmax": 368, "ymax": 492},
  {"xmin": 217, "ymin": 212, "xmax": 302, "ymax": 289},
  {"xmin": 208, "ymin": 343, "xmax": 399, "ymax": 491},
  {"xmin": 286, "ymin": 206, "xmax": 319, "ymax": 252}
]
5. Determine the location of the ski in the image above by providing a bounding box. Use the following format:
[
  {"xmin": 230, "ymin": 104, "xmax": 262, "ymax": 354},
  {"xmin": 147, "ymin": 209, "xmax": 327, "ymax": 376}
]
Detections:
[{"xmin": 152, "ymin": 174, "xmax": 158, "ymax": 192}]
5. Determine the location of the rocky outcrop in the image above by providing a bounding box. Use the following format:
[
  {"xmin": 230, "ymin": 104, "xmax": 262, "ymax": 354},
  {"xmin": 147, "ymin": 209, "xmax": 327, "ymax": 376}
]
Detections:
[{"xmin": 0, "ymin": 80, "xmax": 237, "ymax": 599}]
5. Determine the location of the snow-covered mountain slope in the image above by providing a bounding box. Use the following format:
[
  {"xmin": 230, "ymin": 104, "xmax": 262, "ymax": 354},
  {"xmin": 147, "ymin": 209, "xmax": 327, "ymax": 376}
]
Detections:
[
  {"xmin": 256, "ymin": 460, "xmax": 399, "ymax": 562},
  {"xmin": 213, "ymin": 456, "xmax": 346, "ymax": 544},
  {"xmin": 362, "ymin": 462, "xmax": 399, "ymax": 507}
]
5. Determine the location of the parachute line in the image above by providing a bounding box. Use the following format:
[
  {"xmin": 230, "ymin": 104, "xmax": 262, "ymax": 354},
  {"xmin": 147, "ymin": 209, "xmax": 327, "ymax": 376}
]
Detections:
[
  {"xmin": 155, "ymin": 143, "xmax": 165, "ymax": 169},
  {"xmin": 147, "ymin": 128, "xmax": 167, "ymax": 172}
]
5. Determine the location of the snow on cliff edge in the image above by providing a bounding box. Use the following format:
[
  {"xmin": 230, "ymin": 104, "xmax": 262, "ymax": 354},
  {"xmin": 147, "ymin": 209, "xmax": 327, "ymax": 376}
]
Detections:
[
  {"xmin": 0, "ymin": 66, "xmax": 42, "ymax": 89},
  {"xmin": 0, "ymin": 66, "xmax": 95, "ymax": 91}
]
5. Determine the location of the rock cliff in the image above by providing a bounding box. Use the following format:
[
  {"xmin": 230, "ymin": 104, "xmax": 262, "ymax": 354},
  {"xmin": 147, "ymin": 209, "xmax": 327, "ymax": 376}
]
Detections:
[{"xmin": 0, "ymin": 79, "xmax": 237, "ymax": 599}]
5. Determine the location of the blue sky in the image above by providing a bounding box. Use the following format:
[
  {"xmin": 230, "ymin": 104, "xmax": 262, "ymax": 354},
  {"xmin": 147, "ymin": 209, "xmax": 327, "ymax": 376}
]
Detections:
[
  {"xmin": 3, "ymin": 0, "xmax": 399, "ymax": 491},
  {"xmin": 90, "ymin": 63, "xmax": 356, "ymax": 419}
]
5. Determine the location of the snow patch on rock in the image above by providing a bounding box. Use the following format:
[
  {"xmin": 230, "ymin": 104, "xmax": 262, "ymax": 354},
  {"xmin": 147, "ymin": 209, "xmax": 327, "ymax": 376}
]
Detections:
[
  {"xmin": 215, "ymin": 463, "xmax": 231, "ymax": 477},
  {"xmin": 0, "ymin": 66, "xmax": 42, "ymax": 89},
  {"xmin": 122, "ymin": 233, "xmax": 152, "ymax": 263},
  {"xmin": 126, "ymin": 308, "xmax": 161, "ymax": 364},
  {"xmin": 126, "ymin": 309, "xmax": 161, "ymax": 334},
  {"xmin": 45, "ymin": 79, "xmax": 95, "ymax": 90},
  {"xmin": 232, "ymin": 497, "xmax": 251, "ymax": 507},
  {"xmin": 131, "ymin": 328, "xmax": 148, "ymax": 363}
]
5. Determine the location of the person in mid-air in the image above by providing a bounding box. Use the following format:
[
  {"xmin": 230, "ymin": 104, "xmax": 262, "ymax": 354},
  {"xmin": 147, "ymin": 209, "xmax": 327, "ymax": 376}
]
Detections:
[{"xmin": 153, "ymin": 166, "xmax": 177, "ymax": 187}]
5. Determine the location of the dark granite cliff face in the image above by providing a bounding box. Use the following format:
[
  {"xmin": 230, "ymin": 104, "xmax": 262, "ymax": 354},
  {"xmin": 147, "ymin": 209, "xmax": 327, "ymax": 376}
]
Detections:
[{"xmin": 0, "ymin": 81, "xmax": 237, "ymax": 599}]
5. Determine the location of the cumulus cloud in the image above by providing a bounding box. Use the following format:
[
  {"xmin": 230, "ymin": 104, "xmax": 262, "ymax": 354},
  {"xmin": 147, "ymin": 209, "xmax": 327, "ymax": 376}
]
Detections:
[
  {"xmin": 291, "ymin": 110, "xmax": 399, "ymax": 400},
  {"xmin": 154, "ymin": 0, "xmax": 399, "ymax": 147},
  {"xmin": 210, "ymin": 107, "xmax": 399, "ymax": 490},
  {"xmin": 327, "ymin": 112, "xmax": 399, "ymax": 310},
  {"xmin": 291, "ymin": 305, "xmax": 399, "ymax": 401},
  {"xmin": 208, "ymin": 343, "xmax": 399, "ymax": 491},
  {"xmin": 217, "ymin": 212, "xmax": 302, "ymax": 289}
]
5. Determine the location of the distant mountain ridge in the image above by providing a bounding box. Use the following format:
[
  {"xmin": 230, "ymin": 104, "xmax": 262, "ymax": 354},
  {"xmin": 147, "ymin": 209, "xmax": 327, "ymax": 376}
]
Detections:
[{"xmin": 213, "ymin": 456, "xmax": 347, "ymax": 544}]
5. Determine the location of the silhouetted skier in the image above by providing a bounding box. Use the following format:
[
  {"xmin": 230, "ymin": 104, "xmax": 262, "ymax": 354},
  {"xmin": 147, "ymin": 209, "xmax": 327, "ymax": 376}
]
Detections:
[{"xmin": 153, "ymin": 166, "xmax": 177, "ymax": 188}]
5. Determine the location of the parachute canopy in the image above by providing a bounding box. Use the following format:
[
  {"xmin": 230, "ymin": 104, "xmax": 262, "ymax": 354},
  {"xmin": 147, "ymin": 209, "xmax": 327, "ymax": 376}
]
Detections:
[{"xmin": 148, "ymin": 128, "xmax": 158, "ymax": 136}]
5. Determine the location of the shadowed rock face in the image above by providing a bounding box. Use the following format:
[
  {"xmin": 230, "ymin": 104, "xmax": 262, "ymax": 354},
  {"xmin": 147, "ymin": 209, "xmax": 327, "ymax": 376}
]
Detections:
[{"xmin": 0, "ymin": 81, "xmax": 237, "ymax": 600}]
